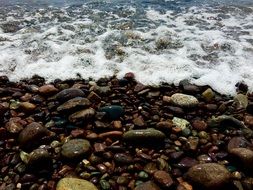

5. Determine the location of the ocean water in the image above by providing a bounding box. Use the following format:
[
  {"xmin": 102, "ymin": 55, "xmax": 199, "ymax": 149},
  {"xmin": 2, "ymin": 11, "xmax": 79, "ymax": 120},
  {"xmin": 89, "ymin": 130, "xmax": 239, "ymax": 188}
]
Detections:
[{"xmin": 0, "ymin": 0, "xmax": 252, "ymax": 95}]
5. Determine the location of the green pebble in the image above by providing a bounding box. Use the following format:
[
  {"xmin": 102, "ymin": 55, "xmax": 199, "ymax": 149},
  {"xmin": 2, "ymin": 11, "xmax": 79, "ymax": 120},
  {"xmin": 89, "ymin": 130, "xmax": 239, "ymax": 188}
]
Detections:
[
  {"xmin": 182, "ymin": 128, "xmax": 191, "ymax": 137},
  {"xmin": 227, "ymin": 165, "xmax": 237, "ymax": 172},
  {"xmin": 138, "ymin": 171, "xmax": 149, "ymax": 179},
  {"xmin": 100, "ymin": 180, "xmax": 110, "ymax": 190}
]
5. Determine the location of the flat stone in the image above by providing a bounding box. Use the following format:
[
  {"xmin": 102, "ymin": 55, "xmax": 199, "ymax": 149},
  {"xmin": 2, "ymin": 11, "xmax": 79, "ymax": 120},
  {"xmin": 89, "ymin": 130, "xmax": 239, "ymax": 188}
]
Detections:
[
  {"xmin": 56, "ymin": 88, "xmax": 85, "ymax": 102},
  {"xmin": 19, "ymin": 102, "xmax": 36, "ymax": 112},
  {"xmin": 171, "ymin": 93, "xmax": 199, "ymax": 108},
  {"xmin": 18, "ymin": 122, "xmax": 50, "ymax": 149},
  {"xmin": 57, "ymin": 97, "xmax": 91, "ymax": 113},
  {"xmin": 134, "ymin": 181, "xmax": 161, "ymax": 190},
  {"xmin": 68, "ymin": 108, "xmax": 95, "ymax": 123},
  {"xmin": 207, "ymin": 115, "xmax": 245, "ymax": 129},
  {"xmin": 56, "ymin": 178, "xmax": 98, "ymax": 190},
  {"xmin": 114, "ymin": 153, "xmax": 134, "ymax": 164},
  {"xmin": 99, "ymin": 105, "xmax": 124, "ymax": 120},
  {"xmin": 154, "ymin": 170, "xmax": 174, "ymax": 188},
  {"xmin": 123, "ymin": 128, "xmax": 166, "ymax": 144},
  {"xmin": 186, "ymin": 163, "xmax": 230, "ymax": 189},
  {"xmin": 156, "ymin": 120, "xmax": 173, "ymax": 131},
  {"xmin": 61, "ymin": 139, "xmax": 91, "ymax": 159}
]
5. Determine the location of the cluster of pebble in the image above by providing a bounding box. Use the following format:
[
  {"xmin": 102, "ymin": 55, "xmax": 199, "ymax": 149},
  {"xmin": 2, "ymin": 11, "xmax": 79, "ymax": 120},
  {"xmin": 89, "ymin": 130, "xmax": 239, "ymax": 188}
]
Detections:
[{"xmin": 0, "ymin": 73, "xmax": 253, "ymax": 190}]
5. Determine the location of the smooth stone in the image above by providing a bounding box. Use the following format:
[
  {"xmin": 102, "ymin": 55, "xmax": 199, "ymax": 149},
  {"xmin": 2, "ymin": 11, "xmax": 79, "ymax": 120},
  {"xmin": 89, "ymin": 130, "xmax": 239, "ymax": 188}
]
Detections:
[
  {"xmin": 230, "ymin": 148, "xmax": 253, "ymax": 169},
  {"xmin": 18, "ymin": 122, "xmax": 50, "ymax": 148},
  {"xmin": 234, "ymin": 94, "xmax": 248, "ymax": 109},
  {"xmin": 114, "ymin": 153, "xmax": 133, "ymax": 164},
  {"xmin": 156, "ymin": 120, "xmax": 173, "ymax": 131},
  {"xmin": 57, "ymin": 97, "xmax": 91, "ymax": 113},
  {"xmin": 5, "ymin": 119, "xmax": 24, "ymax": 134},
  {"xmin": 134, "ymin": 181, "xmax": 161, "ymax": 190},
  {"xmin": 123, "ymin": 128, "xmax": 166, "ymax": 144},
  {"xmin": 227, "ymin": 137, "xmax": 250, "ymax": 152},
  {"xmin": 133, "ymin": 116, "xmax": 146, "ymax": 127},
  {"xmin": 19, "ymin": 102, "xmax": 36, "ymax": 112},
  {"xmin": 99, "ymin": 105, "xmax": 124, "ymax": 120},
  {"xmin": 38, "ymin": 84, "xmax": 58, "ymax": 95},
  {"xmin": 56, "ymin": 178, "xmax": 98, "ymax": 190},
  {"xmin": 192, "ymin": 120, "xmax": 207, "ymax": 131},
  {"xmin": 27, "ymin": 148, "xmax": 52, "ymax": 170},
  {"xmin": 55, "ymin": 88, "xmax": 85, "ymax": 102},
  {"xmin": 185, "ymin": 163, "xmax": 230, "ymax": 189},
  {"xmin": 171, "ymin": 93, "xmax": 199, "ymax": 108},
  {"xmin": 202, "ymin": 88, "xmax": 215, "ymax": 101},
  {"xmin": 177, "ymin": 157, "xmax": 198, "ymax": 168},
  {"xmin": 172, "ymin": 117, "xmax": 190, "ymax": 130},
  {"xmin": 154, "ymin": 170, "xmax": 174, "ymax": 188},
  {"xmin": 68, "ymin": 108, "xmax": 95, "ymax": 123},
  {"xmin": 207, "ymin": 115, "xmax": 245, "ymax": 129},
  {"xmin": 61, "ymin": 139, "xmax": 91, "ymax": 159}
]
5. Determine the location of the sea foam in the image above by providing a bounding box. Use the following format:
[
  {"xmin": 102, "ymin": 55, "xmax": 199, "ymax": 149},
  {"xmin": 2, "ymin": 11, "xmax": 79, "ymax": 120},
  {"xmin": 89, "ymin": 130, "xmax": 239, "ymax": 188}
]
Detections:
[{"xmin": 0, "ymin": 3, "xmax": 252, "ymax": 95}]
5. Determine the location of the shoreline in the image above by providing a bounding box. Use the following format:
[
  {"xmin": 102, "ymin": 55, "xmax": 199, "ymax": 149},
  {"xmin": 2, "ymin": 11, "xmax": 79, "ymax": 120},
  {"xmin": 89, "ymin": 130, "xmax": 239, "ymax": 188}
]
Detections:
[{"xmin": 1, "ymin": 73, "xmax": 253, "ymax": 190}]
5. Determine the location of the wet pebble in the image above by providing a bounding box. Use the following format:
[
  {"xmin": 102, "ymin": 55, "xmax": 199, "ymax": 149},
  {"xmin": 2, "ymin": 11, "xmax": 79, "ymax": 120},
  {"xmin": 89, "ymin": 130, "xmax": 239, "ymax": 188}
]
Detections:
[
  {"xmin": 171, "ymin": 93, "xmax": 199, "ymax": 108},
  {"xmin": 56, "ymin": 178, "xmax": 98, "ymax": 190}
]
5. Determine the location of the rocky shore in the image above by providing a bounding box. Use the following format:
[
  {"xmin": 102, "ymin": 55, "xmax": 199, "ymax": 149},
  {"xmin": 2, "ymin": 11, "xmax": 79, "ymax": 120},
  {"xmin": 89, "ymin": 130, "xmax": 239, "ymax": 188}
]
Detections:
[{"xmin": 1, "ymin": 74, "xmax": 253, "ymax": 190}]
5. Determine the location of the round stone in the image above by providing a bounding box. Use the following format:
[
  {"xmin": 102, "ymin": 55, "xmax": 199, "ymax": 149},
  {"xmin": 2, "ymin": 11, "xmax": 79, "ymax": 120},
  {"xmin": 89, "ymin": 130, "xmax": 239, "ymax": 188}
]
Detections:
[
  {"xmin": 171, "ymin": 93, "xmax": 199, "ymax": 108},
  {"xmin": 230, "ymin": 148, "xmax": 253, "ymax": 170},
  {"xmin": 28, "ymin": 148, "xmax": 52, "ymax": 170},
  {"xmin": 186, "ymin": 163, "xmax": 230, "ymax": 189},
  {"xmin": 57, "ymin": 97, "xmax": 91, "ymax": 113},
  {"xmin": 99, "ymin": 105, "xmax": 124, "ymax": 120},
  {"xmin": 68, "ymin": 108, "xmax": 95, "ymax": 123},
  {"xmin": 134, "ymin": 181, "xmax": 161, "ymax": 190},
  {"xmin": 56, "ymin": 178, "xmax": 98, "ymax": 190},
  {"xmin": 61, "ymin": 139, "xmax": 91, "ymax": 159}
]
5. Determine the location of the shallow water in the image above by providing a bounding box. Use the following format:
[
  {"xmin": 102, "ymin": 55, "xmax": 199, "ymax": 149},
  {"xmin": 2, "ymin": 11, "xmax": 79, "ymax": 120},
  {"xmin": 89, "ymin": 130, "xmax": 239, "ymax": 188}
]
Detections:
[{"xmin": 0, "ymin": 0, "xmax": 253, "ymax": 94}]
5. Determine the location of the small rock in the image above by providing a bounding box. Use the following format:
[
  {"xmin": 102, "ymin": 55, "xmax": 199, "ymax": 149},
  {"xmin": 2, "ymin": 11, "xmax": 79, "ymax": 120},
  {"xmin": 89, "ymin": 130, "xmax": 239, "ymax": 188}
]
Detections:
[
  {"xmin": 19, "ymin": 102, "xmax": 36, "ymax": 112},
  {"xmin": 172, "ymin": 117, "xmax": 190, "ymax": 130},
  {"xmin": 202, "ymin": 88, "xmax": 215, "ymax": 101},
  {"xmin": 99, "ymin": 105, "xmax": 124, "ymax": 120},
  {"xmin": 244, "ymin": 115, "xmax": 253, "ymax": 127},
  {"xmin": 185, "ymin": 163, "xmax": 230, "ymax": 189},
  {"xmin": 57, "ymin": 97, "xmax": 91, "ymax": 113},
  {"xmin": 234, "ymin": 94, "xmax": 248, "ymax": 109},
  {"xmin": 5, "ymin": 119, "xmax": 24, "ymax": 134},
  {"xmin": 124, "ymin": 72, "xmax": 135, "ymax": 80},
  {"xmin": 192, "ymin": 120, "xmax": 207, "ymax": 131},
  {"xmin": 186, "ymin": 137, "xmax": 199, "ymax": 151},
  {"xmin": 123, "ymin": 128, "xmax": 166, "ymax": 144},
  {"xmin": 154, "ymin": 170, "xmax": 174, "ymax": 188},
  {"xmin": 55, "ymin": 88, "xmax": 85, "ymax": 102},
  {"xmin": 246, "ymin": 103, "xmax": 253, "ymax": 115},
  {"xmin": 133, "ymin": 116, "xmax": 145, "ymax": 127},
  {"xmin": 156, "ymin": 120, "xmax": 173, "ymax": 131},
  {"xmin": 18, "ymin": 122, "xmax": 50, "ymax": 149},
  {"xmin": 171, "ymin": 93, "xmax": 199, "ymax": 108},
  {"xmin": 114, "ymin": 153, "xmax": 133, "ymax": 164},
  {"xmin": 56, "ymin": 178, "xmax": 98, "ymax": 190},
  {"xmin": 242, "ymin": 178, "xmax": 253, "ymax": 190},
  {"xmin": 68, "ymin": 108, "xmax": 95, "ymax": 123},
  {"xmin": 61, "ymin": 139, "xmax": 91, "ymax": 159},
  {"xmin": 38, "ymin": 84, "xmax": 58, "ymax": 95},
  {"xmin": 163, "ymin": 96, "xmax": 171, "ymax": 103},
  {"xmin": 177, "ymin": 157, "xmax": 198, "ymax": 168},
  {"xmin": 87, "ymin": 91, "xmax": 101, "ymax": 102},
  {"xmin": 227, "ymin": 137, "xmax": 250, "ymax": 152},
  {"xmin": 229, "ymin": 148, "xmax": 253, "ymax": 169},
  {"xmin": 134, "ymin": 181, "xmax": 161, "ymax": 190}
]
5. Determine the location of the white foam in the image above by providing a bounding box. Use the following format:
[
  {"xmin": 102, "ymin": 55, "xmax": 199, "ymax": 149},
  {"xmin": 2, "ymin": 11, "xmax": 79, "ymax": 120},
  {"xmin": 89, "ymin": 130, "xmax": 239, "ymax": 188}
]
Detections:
[{"xmin": 0, "ymin": 5, "xmax": 253, "ymax": 95}]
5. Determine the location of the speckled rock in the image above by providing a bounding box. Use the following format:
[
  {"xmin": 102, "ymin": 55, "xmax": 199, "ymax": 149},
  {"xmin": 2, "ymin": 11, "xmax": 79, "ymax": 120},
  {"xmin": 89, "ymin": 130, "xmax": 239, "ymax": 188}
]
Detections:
[
  {"xmin": 234, "ymin": 94, "xmax": 248, "ymax": 109},
  {"xmin": 68, "ymin": 108, "xmax": 95, "ymax": 123},
  {"xmin": 171, "ymin": 93, "xmax": 199, "ymax": 108},
  {"xmin": 202, "ymin": 88, "xmax": 215, "ymax": 101},
  {"xmin": 185, "ymin": 163, "xmax": 230, "ymax": 189},
  {"xmin": 61, "ymin": 139, "xmax": 91, "ymax": 159},
  {"xmin": 55, "ymin": 88, "xmax": 85, "ymax": 102},
  {"xmin": 154, "ymin": 170, "xmax": 174, "ymax": 188},
  {"xmin": 172, "ymin": 117, "xmax": 190, "ymax": 130},
  {"xmin": 57, "ymin": 97, "xmax": 91, "ymax": 113},
  {"xmin": 56, "ymin": 178, "xmax": 98, "ymax": 190}
]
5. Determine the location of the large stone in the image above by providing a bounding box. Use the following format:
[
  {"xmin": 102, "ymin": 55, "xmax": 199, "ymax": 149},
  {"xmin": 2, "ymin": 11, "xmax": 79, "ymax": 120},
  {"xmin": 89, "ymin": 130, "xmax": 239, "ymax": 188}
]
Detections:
[
  {"xmin": 171, "ymin": 93, "xmax": 199, "ymax": 108},
  {"xmin": 56, "ymin": 178, "xmax": 98, "ymax": 190},
  {"xmin": 18, "ymin": 122, "xmax": 50, "ymax": 149},
  {"xmin": 234, "ymin": 94, "xmax": 248, "ymax": 109},
  {"xmin": 38, "ymin": 84, "xmax": 58, "ymax": 95},
  {"xmin": 57, "ymin": 97, "xmax": 91, "ymax": 113},
  {"xmin": 185, "ymin": 163, "xmax": 230, "ymax": 189},
  {"xmin": 61, "ymin": 139, "xmax": 91, "ymax": 159},
  {"xmin": 227, "ymin": 137, "xmax": 250, "ymax": 152},
  {"xmin": 123, "ymin": 128, "xmax": 166, "ymax": 144},
  {"xmin": 68, "ymin": 108, "xmax": 95, "ymax": 123},
  {"xmin": 55, "ymin": 88, "xmax": 85, "ymax": 102},
  {"xmin": 99, "ymin": 105, "xmax": 124, "ymax": 120},
  {"xmin": 27, "ymin": 148, "xmax": 52, "ymax": 170},
  {"xmin": 230, "ymin": 148, "xmax": 253, "ymax": 170},
  {"xmin": 134, "ymin": 181, "xmax": 161, "ymax": 190}
]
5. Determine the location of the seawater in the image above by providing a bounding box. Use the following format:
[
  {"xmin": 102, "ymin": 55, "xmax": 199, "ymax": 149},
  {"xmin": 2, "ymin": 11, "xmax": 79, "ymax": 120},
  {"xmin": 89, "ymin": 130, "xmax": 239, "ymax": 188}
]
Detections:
[{"xmin": 0, "ymin": 0, "xmax": 253, "ymax": 95}]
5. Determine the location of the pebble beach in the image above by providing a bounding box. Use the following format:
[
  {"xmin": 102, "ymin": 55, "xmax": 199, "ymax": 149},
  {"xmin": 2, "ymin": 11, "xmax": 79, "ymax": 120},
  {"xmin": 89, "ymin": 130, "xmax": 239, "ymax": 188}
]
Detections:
[{"xmin": 1, "ymin": 73, "xmax": 253, "ymax": 190}]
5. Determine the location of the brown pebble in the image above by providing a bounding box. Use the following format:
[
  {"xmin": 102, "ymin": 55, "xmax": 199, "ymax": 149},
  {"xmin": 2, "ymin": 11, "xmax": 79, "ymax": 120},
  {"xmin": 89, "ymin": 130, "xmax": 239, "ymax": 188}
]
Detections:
[
  {"xmin": 98, "ymin": 131, "xmax": 123, "ymax": 139},
  {"xmin": 153, "ymin": 170, "xmax": 174, "ymax": 188}
]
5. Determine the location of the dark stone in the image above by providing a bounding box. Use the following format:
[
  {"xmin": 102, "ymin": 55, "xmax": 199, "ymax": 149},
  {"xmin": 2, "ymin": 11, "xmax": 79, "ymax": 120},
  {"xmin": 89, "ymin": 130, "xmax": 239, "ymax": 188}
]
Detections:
[{"xmin": 55, "ymin": 88, "xmax": 85, "ymax": 102}]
